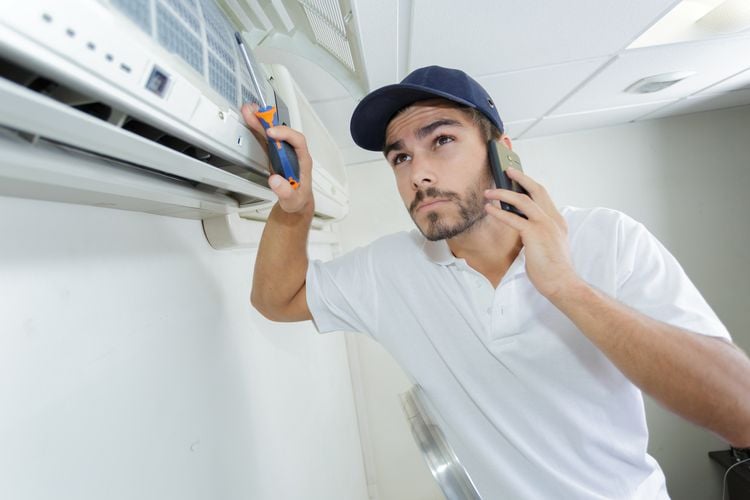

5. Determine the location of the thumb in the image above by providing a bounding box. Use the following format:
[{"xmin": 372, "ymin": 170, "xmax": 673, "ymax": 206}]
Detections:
[
  {"xmin": 268, "ymin": 174, "xmax": 295, "ymax": 204},
  {"xmin": 268, "ymin": 174, "xmax": 287, "ymax": 195}
]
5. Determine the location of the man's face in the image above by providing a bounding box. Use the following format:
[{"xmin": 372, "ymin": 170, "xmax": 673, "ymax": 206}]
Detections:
[{"xmin": 384, "ymin": 100, "xmax": 493, "ymax": 241}]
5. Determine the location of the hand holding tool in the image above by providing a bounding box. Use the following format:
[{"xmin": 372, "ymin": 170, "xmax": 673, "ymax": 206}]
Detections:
[{"xmin": 235, "ymin": 32, "xmax": 300, "ymax": 189}]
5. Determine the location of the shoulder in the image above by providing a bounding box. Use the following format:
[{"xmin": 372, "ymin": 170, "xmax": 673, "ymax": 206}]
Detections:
[
  {"xmin": 361, "ymin": 230, "xmax": 431, "ymax": 269},
  {"xmin": 325, "ymin": 230, "xmax": 425, "ymax": 271},
  {"xmin": 560, "ymin": 206, "xmax": 644, "ymax": 244},
  {"xmin": 560, "ymin": 206, "xmax": 652, "ymax": 269},
  {"xmin": 561, "ymin": 206, "xmax": 638, "ymax": 230},
  {"xmin": 368, "ymin": 229, "xmax": 425, "ymax": 253}
]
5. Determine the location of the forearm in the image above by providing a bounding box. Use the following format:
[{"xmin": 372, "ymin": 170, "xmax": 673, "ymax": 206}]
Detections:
[
  {"xmin": 251, "ymin": 201, "xmax": 314, "ymax": 320},
  {"xmin": 551, "ymin": 280, "xmax": 750, "ymax": 446}
]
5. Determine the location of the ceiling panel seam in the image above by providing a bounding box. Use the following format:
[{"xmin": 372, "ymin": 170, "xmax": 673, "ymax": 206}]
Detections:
[
  {"xmin": 538, "ymin": 55, "xmax": 620, "ymax": 118},
  {"xmin": 473, "ymin": 55, "xmax": 617, "ymax": 80},
  {"xmin": 618, "ymin": 0, "xmax": 683, "ymax": 51},
  {"xmin": 691, "ymin": 65, "xmax": 750, "ymax": 95}
]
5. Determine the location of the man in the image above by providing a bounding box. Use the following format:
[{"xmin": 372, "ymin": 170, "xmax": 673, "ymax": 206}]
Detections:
[{"xmin": 243, "ymin": 66, "xmax": 750, "ymax": 499}]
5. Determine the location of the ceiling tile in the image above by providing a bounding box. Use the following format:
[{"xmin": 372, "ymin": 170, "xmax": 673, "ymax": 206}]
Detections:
[
  {"xmin": 479, "ymin": 58, "xmax": 610, "ymax": 123},
  {"xmin": 504, "ymin": 119, "xmax": 537, "ymax": 140},
  {"xmin": 700, "ymin": 67, "xmax": 750, "ymax": 94},
  {"xmin": 640, "ymin": 90, "xmax": 750, "ymax": 120},
  {"xmin": 522, "ymin": 100, "xmax": 675, "ymax": 139},
  {"xmin": 407, "ymin": 0, "xmax": 679, "ymax": 75},
  {"xmin": 554, "ymin": 35, "xmax": 750, "ymax": 115}
]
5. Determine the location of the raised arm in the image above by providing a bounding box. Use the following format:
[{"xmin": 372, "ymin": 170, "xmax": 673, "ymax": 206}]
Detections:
[
  {"xmin": 242, "ymin": 104, "xmax": 314, "ymax": 322},
  {"xmin": 485, "ymin": 167, "xmax": 750, "ymax": 447}
]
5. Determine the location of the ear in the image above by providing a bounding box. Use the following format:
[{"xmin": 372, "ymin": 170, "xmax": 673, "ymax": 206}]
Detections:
[{"xmin": 499, "ymin": 133, "xmax": 513, "ymax": 151}]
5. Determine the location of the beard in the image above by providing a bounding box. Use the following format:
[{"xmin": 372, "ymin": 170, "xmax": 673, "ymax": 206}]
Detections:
[{"xmin": 409, "ymin": 170, "xmax": 493, "ymax": 241}]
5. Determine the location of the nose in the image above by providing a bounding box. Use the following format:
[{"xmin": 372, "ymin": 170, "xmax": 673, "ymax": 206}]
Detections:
[{"xmin": 410, "ymin": 155, "xmax": 436, "ymax": 190}]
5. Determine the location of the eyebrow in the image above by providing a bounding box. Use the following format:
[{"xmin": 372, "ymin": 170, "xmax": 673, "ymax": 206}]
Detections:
[{"xmin": 383, "ymin": 118, "xmax": 464, "ymax": 158}]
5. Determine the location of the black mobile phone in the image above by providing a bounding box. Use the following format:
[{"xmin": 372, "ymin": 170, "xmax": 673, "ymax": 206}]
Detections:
[{"xmin": 488, "ymin": 139, "xmax": 529, "ymax": 219}]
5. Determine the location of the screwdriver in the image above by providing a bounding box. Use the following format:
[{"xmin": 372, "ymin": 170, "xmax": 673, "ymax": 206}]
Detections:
[{"xmin": 235, "ymin": 32, "xmax": 300, "ymax": 189}]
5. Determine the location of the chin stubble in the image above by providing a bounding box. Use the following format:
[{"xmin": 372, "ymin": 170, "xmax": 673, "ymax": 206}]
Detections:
[{"xmin": 410, "ymin": 173, "xmax": 492, "ymax": 242}]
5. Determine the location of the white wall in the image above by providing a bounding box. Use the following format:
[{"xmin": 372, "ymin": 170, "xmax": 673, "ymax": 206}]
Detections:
[
  {"xmin": 338, "ymin": 105, "xmax": 750, "ymax": 500},
  {"xmin": 0, "ymin": 196, "xmax": 369, "ymax": 500}
]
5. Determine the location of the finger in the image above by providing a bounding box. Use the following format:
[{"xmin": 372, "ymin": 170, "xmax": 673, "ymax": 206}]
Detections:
[
  {"xmin": 505, "ymin": 168, "xmax": 559, "ymax": 218},
  {"xmin": 270, "ymin": 174, "xmax": 312, "ymax": 214},
  {"xmin": 240, "ymin": 103, "xmax": 268, "ymax": 145},
  {"xmin": 268, "ymin": 173, "xmax": 297, "ymax": 200},
  {"xmin": 484, "ymin": 188, "xmax": 543, "ymax": 219},
  {"xmin": 485, "ymin": 202, "xmax": 527, "ymax": 232},
  {"xmin": 240, "ymin": 102, "xmax": 261, "ymax": 130},
  {"xmin": 505, "ymin": 167, "xmax": 540, "ymax": 195},
  {"xmin": 266, "ymin": 126, "xmax": 313, "ymax": 183},
  {"xmin": 266, "ymin": 125, "xmax": 310, "ymax": 160}
]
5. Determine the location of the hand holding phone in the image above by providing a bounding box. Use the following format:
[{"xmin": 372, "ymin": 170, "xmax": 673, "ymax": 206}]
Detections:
[{"xmin": 488, "ymin": 140, "xmax": 529, "ymax": 219}]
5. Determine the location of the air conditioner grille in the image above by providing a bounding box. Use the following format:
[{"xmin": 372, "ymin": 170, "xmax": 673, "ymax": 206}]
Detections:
[
  {"xmin": 111, "ymin": 0, "xmax": 152, "ymax": 34},
  {"xmin": 164, "ymin": 0, "xmax": 202, "ymax": 33},
  {"xmin": 209, "ymin": 53, "xmax": 238, "ymax": 105},
  {"xmin": 156, "ymin": 3, "xmax": 205, "ymax": 74},
  {"xmin": 201, "ymin": 0, "xmax": 232, "ymax": 42},
  {"xmin": 108, "ymin": 0, "xmax": 268, "ymax": 108},
  {"xmin": 241, "ymin": 85, "xmax": 261, "ymax": 107},
  {"xmin": 208, "ymin": 31, "xmax": 235, "ymax": 68},
  {"xmin": 299, "ymin": 0, "xmax": 355, "ymax": 72}
]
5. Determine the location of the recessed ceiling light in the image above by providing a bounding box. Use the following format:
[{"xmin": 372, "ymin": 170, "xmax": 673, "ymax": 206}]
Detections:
[
  {"xmin": 629, "ymin": 0, "xmax": 750, "ymax": 49},
  {"xmin": 696, "ymin": 0, "xmax": 750, "ymax": 34},
  {"xmin": 624, "ymin": 71, "xmax": 697, "ymax": 93}
]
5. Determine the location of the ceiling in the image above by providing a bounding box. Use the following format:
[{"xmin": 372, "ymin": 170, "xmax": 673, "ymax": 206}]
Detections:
[{"xmin": 236, "ymin": 0, "xmax": 750, "ymax": 164}]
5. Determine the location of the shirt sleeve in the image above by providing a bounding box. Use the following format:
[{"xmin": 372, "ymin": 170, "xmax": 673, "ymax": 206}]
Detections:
[
  {"xmin": 615, "ymin": 215, "xmax": 731, "ymax": 340},
  {"xmin": 306, "ymin": 245, "xmax": 378, "ymax": 335}
]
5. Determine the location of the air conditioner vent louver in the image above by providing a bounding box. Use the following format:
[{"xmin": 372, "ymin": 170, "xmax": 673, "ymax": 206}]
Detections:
[
  {"xmin": 0, "ymin": 55, "xmax": 268, "ymax": 193},
  {"xmin": 217, "ymin": 0, "xmax": 367, "ymax": 98},
  {"xmin": 298, "ymin": 0, "xmax": 355, "ymax": 72}
]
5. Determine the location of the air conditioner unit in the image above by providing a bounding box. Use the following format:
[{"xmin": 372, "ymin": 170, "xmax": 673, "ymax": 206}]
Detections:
[{"xmin": 0, "ymin": 0, "xmax": 349, "ymax": 245}]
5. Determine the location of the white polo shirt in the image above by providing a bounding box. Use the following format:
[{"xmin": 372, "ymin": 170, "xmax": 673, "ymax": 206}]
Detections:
[{"xmin": 306, "ymin": 206, "xmax": 730, "ymax": 500}]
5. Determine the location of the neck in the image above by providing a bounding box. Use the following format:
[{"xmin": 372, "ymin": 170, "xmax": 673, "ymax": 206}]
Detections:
[{"xmin": 446, "ymin": 215, "xmax": 522, "ymax": 288}]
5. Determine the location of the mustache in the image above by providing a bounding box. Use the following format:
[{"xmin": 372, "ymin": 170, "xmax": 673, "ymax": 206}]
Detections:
[{"xmin": 409, "ymin": 187, "xmax": 460, "ymax": 214}]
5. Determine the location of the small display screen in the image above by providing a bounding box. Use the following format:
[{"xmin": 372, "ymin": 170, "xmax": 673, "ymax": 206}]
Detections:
[{"xmin": 146, "ymin": 67, "xmax": 170, "ymax": 98}]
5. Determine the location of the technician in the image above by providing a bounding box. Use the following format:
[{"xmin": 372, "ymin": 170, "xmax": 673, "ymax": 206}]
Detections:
[{"xmin": 243, "ymin": 65, "xmax": 750, "ymax": 499}]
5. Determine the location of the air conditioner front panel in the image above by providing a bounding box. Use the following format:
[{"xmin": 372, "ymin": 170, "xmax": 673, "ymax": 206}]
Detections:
[
  {"xmin": 0, "ymin": 76, "xmax": 273, "ymax": 205},
  {"xmin": 0, "ymin": 1, "xmax": 270, "ymax": 177},
  {"xmin": 0, "ymin": 0, "xmax": 350, "ymax": 222}
]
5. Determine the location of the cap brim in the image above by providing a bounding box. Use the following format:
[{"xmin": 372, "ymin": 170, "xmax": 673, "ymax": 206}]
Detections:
[{"xmin": 350, "ymin": 83, "xmax": 477, "ymax": 152}]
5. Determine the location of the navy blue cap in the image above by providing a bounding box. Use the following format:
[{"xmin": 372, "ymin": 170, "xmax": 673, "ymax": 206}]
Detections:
[{"xmin": 350, "ymin": 65, "xmax": 503, "ymax": 152}]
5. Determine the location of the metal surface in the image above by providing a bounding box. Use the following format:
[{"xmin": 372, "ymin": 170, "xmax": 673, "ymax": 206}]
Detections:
[
  {"xmin": 235, "ymin": 32, "xmax": 268, "ymax": 108},
  {"xmin": 400, "ymin": 386, "xmax": 483, "ymax": 500}
]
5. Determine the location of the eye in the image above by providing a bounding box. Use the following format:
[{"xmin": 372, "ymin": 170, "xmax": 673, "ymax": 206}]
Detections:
[
  {"xmin": 391, "ymin": 153, "xmax": 411, "ymax": 166},
  {"xmin": 435, "ymin": 135, "xmax": 454, "ymax": 147}
]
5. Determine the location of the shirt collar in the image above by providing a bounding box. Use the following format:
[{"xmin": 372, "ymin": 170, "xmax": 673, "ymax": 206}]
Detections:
[
  {"xmin": 416, "ymin": 230, "xmax": 527, "ymax": 279},
  {"xmin": 420, "ymin": 237, "xmax": 456, "ymax": 266}
]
